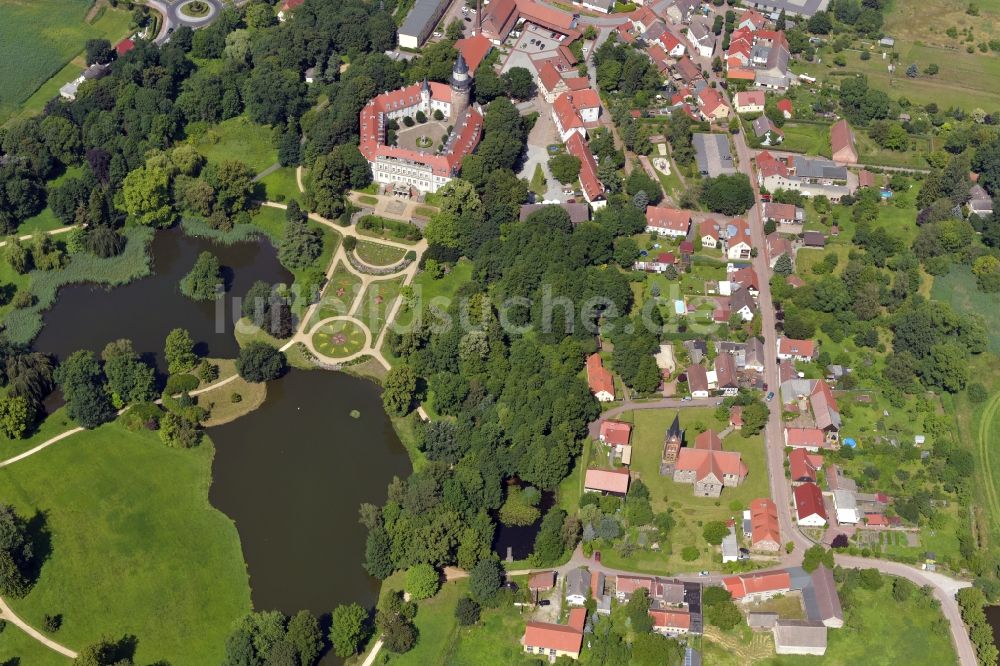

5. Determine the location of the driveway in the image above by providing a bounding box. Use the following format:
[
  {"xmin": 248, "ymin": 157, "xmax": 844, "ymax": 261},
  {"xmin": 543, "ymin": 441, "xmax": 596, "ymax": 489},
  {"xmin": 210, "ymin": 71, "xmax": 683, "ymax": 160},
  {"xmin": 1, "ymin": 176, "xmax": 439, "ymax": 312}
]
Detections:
[{"xmin": 519, "ymin": 96, "xmax": 564, "ymax": 201}]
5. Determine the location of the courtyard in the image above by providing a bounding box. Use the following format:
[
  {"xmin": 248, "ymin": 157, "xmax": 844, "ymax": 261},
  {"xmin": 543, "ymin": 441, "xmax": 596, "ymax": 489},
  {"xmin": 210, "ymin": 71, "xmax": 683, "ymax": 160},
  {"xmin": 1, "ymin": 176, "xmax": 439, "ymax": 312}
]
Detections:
[{"xmin": 395, "ymin": 120, "xmax": 451, "ymax": 154}]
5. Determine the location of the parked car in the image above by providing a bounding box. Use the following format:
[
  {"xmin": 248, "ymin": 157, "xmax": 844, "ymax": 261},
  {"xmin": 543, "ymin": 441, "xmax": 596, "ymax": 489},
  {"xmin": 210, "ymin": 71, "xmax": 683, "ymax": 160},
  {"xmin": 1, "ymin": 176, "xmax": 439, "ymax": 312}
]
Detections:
[
  {"xmin": 682, "ymin": 396, "xmax": 692, "ymax": 402},
  {"xmin": 594, "ymin": 551, "xmax": 602, "ymax": 563},
  {"xmin": 766, "ymin": 391, "xmax": 775, "ymax": 401},
  {"xmin": 539, "ymin": 599, "xmax": 551, "ymax": 606},
  {"xmin": 699, "ymin": 570, "xmax": 709, "ymax": 576}
]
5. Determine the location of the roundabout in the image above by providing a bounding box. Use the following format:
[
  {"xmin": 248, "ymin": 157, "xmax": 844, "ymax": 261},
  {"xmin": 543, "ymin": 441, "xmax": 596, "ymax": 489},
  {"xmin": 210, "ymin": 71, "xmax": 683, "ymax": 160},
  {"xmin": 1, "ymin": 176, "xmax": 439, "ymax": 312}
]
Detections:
[
  {"xmin": 309, "ymin": 317, "xmax": 369, "ymax": 359},
  {"xmin": 176, "ymin": 0, "xmax": 217, "ymax": 23}
]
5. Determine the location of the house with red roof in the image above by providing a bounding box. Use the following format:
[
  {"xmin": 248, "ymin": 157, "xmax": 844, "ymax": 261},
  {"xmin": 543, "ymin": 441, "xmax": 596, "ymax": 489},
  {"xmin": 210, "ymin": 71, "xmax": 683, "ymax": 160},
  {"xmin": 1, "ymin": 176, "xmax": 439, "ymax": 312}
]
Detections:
[
  {"xmin": 599, "ymin": 421, "xmax": 632, "ymax": 448},
  {"xmin": 278, "ymin": 0, "xmax": 304, "ymax": 21},
  {"xmin": 858, "ymin": 169, "xmax": 876, "ymax": 189},
  {"xmin": 762, "ymin": 202, "xmax": 804, "ymax": 225},
  {"xmin": 714, "ymin": 354, "xmax": 739, "ymax": 396},
  {"xmin": 359, "ymin": 57, "xmax": 481, "ymax": 194},
  {"xmin": 454, "ymin": 34, "xmax": 493, "ymax": 74},
  {"xmin": 686, "ymin": 364, "xmax": 709, "ymax": 398},
  {"xmin": 699, "ymin": 219, "xmax": 720, "ymax": 248},
  {"xmin": 673, "ymin": 56, "xmax": 701, "ymax": 83},
  {"xmin": 777, "ymin": 337, "xmax": 816, "ymax": 362},
  {"xmin": 749, "ymin": 498, "xmax": 781, "ymax": 552},
  {"xmin": 584, "ymin": 468, "xmax": 631, "ymax": 496},
  {"xmin": 115, "ymin": 38, "xmax": 135, "ymax": 57},
  {"xmin": 734, "ymin": 91, "xmax": 766, "ymax": 114},
  {"xmin": 645, "ymin": 206, "xmax": 691, "ymax": 237},
  {"xmin": 551, "ymin": 90, "xmax": 601, "ymax": 141},
  {"xmin": 738, "ymin": 9, "xmax": 768, "ymax": 31},
  {"xmin": 673, "ymin": 430, "xmax": 748, "ymax": 497},
  {"xmin": 725, "ymin": 220, "xmax": 753, "ymax": 260},
  {"xmin": 698, "ymin": 87, "xmax": 730, "ymax": 121},
  {"xmin": 586, "ymin": 353, "xmax": 615, "ymax": 402},
  {"xmin": 830, "ymin": 119, "xmax": 858, "ymax": 165},
  {"xmin": 565, "ymin": 133, "xmax": 606, "ymax": 209},
  {"xmin": 730, "ymin": 405, "xmax": 743, "ymax": 430},
  {"xmin": 522, "ymin": 608, "xmax": 586, "ymax": 660},
  {"xmin": 650, "ymin": 609, "xmax": 691, "ymax": 636},
  {"xmin": 659, "ymin": 30, "xmax": 686, "ymax": 58},
  {"xmin": 538, "ymin": 61, "xmax": 569, "ymax": 102},
  {"xmin": 794, "ymin": 482, "xmax": 828, "ymax": 526},
  {"xmin": 482, "ymin": 0, "xmax": 581, "ymax": 44},
  {"xmin": 646, "ymin": 44, "xmax": 672, "ymax": 75},
  {"xmin": 784, "ymin": 427, "xmax": 827, "ymax": 452},
  {"xmin": 635, "ymin": 252, "xmax": 676, "ymax": 273},
  {"xmin": 766, "ymin": 232, "xmax": 792, "ymax": 268},
  {"xmin": 776, "ymin": 98, "xmax": 793, "ymax": 119},
  {"xmin": 789, "ymin": 448, "xmax": 823, "ymax": 484},
  {"xmin": 723, "ymin": 571, "xmax": 792, "ymax": 602}
]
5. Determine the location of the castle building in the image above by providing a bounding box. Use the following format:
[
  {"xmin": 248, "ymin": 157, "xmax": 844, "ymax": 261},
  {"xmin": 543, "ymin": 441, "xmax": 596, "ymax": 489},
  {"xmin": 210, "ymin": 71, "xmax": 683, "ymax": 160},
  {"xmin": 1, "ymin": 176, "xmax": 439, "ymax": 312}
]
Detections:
[{"xmin": 358, "ymin": 54, "xmax": 482, "ymax": 194}]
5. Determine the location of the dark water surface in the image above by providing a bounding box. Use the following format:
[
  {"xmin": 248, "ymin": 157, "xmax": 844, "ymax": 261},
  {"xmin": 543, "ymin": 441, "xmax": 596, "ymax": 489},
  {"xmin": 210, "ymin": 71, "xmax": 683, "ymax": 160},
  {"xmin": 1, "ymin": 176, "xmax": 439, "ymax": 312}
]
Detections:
[
  {"xmin": 986, "ymin": 606, "xmax": 1000, "ymax": 655},
  {"xmin": 493, "ymin": 487, "xmax": 555, "ymax": 561},
  {"xmin": 208, "ymin": 369, "xmax": 411, "ymax": 617},
  {"xmin": 33, "ymin": 227, "xmax": 292, "ymax": 370}
]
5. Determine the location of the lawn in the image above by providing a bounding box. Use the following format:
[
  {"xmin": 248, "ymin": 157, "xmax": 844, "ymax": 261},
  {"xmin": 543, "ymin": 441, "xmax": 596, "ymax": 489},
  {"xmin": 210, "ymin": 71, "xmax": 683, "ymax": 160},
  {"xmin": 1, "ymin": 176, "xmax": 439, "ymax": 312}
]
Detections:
[
  {"xmin": 260, "ymin": 166, "xmax": 301, "ymax": 203},
  {"xmin": 0, "ymin": 624, "xmax": 69, "ymax": 666},
  {"xmin": 379, "ymin": 576, "xmax": 464, "ymax": 666},
  {"xmin": 778, "ymin": 122, "xmax": 831, "ymax": 157},
  {"xmin": 190, "ymin": 117, "xmax": 279, "ymax": 174},
  {"xmin": 198, "ymin": 362, "xmax": 267, "ymax": 427},
  {"xmin": 354, "ymin": 239, "xmax": 406, "ymax": 266},
  {"xmin": 932, "ymin": 266, "xmax": 1000, "ymax": 354},
  {"xmin": 885, "ymin": 0, "xmax": 1000, "ymax": 46},
  {"xmin": 16, "ymin": 166, "xmax": 86, "ymax": 234},
  {"xmin": 352, "ymin": 276, "xmax": 405, "ymax": 339},
  {"xmin": 0, "ymin": 0, "xmax": 133, "ymax": 123},
  {"xmin": 0, "ymin": 422, "xmax": 251, "ymax": 664},
  {"xmin": 601, "ymin": 407, "xmax": 770, "ymax": 573},
  {"xmin": 249, "ymin": 205, "xmax": 340, "ymax": 305},
  {"xmin": 0, "ymin": 406, "xmax": 74, "ymax": 461},
  {"xmin": 307, "ymin": 262, "xmax": 362, "ymax": 329},
  {"xmin": 393, "ymin": 258, "xmax": 473, "ymax": 329},
  {"xmin": 311, "ymin": 319, "xmax": 367, "ymax": 358}
]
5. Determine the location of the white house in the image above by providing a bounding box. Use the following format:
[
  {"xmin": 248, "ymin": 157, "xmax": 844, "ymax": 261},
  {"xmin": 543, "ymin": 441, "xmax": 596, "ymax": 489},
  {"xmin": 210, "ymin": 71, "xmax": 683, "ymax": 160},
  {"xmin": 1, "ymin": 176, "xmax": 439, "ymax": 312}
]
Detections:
[
  {"xmin": 794, "ymin": 483, "xmax": 828, "ymax": 527},
  {"xmin": 832, "ymin": 490, "xmax": 860, "ymax": 524},
  {"xmin": 734, "ymin": 90, "xmax": 766, "ymax": 114},
  {"xmin": 686, "ymin": 21, "xmax": 715, "ymax": 58},
  {"xmin": 699, "ymin": 219, "xmax": 720, "ymax": 248},
  {"xmin": 645, "ymin": 206, "xmax": 691, "ymax": 238}
]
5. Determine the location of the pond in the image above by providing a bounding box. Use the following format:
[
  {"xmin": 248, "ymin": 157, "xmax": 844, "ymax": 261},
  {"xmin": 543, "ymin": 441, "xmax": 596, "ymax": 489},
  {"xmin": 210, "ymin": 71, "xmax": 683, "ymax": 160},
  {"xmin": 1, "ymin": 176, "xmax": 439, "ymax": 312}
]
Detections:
[
  {"xmin": 492, "ymin": 486, "xmax": 555, "ymax": 562},
  {"xmin": 208, "ymin": 369, "xmax": 411, "ymax": 619},
  {"xmin": 986, "ymin": 606, "xmax": 1000, "ymax": 656},
  {"xmin": 33, "ymin": 227, "xmax": 292, "ymax": 371}
]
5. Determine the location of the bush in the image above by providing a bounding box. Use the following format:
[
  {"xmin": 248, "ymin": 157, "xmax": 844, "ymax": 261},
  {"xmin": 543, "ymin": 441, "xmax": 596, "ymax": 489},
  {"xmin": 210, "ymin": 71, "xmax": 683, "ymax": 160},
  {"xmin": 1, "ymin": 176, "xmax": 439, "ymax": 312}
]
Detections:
[
  {"xmin": 231, "ymin": 392, "xmax": 243, "ymax": 403},
  {"xmin": 43, "ymin": 614, "xmax": 62, "ymax": 632},
  {"xmin": 968, "ymin": 383, "xmax": 988, "ymax": 403},
  {"xmin": 343, "ymin": 235, "xmax": 357, "ymax": 251},
  {"xmin": 165, "ymin": 373, "xmax": 199, "ymax": 395},
  {"xmin": 236, "ymin": 342, "xmax": 288, "ymax": 383},
  {"xmin": 405, "ymin": 564, "xmax": 440, "ymax": 600},
  {"xmin": 681, "ymin": 546, "xmax": 699, "ymax": 561},
  {"xmin": 455, "ymin": 597, "xmax": 481, "ymax": 625}
]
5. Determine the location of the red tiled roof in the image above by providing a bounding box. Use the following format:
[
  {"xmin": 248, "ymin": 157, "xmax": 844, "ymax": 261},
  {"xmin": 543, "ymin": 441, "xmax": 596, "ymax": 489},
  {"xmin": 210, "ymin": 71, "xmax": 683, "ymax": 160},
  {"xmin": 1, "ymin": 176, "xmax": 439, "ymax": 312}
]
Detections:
[
  {"xmin": 565, "ymin": 76, "xmax": 590, "ymax": 90},
  {"xmin": 565, "ymin": 133, "xmax": 604, "ymax": 203},
  {"xmin": 739, "ymin": 8, "xmax": 767, "ymax": 29},
  {"xmin": 600, "ymin": 420, "xmax": 632, "ymax": 446},
  {"xmin": 649, "ymin": 609, "xmax": 691, "ymax": 630},
  {"xmin": 695, "ymin": 430, "xmax": 723, "ymax": 451},
  {"xmin": 779, "ymin": 337, "xmax": 815, "ymax": 358},
  {"xmin": 454, "ymin": 34, "xmax": 492, "ymax": 74},
  {"xmin": 559, "ymin": 44, "xmax": 578, "ymax": 66},
  {"xmin": 586, "ymin": 353, "xmax": 614, "ymax": 397},
  {"xmin": 830, "ymin": 118, "xmax": 856, "ymax": 159},
  {"xmin": 794, "ymin": 482, "xmax": 827, "ymax": 521},
  {"xmin": 750, "ymin": 498, "xmax": 780, "ymax": 547},
  {"xmin": 616, "ymin": 575, "xmax": 653, "ymax": 595},
  {"xmin": 728, "ymin": 219, "xmax": 752, "ymax": 248},
  {"xmin": 538, "ymin": 61, "xmax": 564, "ymax": 93},
  {"xmin": 734, "ymin": 91, "xmax": 765, "ymax": 108},
  {"xmin": 785, "ymin": 428, "xmax": 825, "ymax": 449},
  {"xmin": 675, "ymin": 448, "xmax": 748, "ymax": 481},
  {"xmin": 777, "ymin": 98, "xmax": 793, "ymax": 116},
  {"xmin": 731, "ymin": 266, "xmax": 759, "ymax": 290},
  {"xmin": 568, "ymin": 607, "xmax": 586, "ymax": 631},
  {"xmin": 660, "ymin": 30, "xmax": 682, "ymax": 52},
  {"xmin": 727, "ymin": 67, "xmax": 757, "ymax": 81},
  {"xmin": 763, "ymin": 202, "xmax": 797, "ymax": 221},
  {"xmin": 522, "ymin": 620, "xmax": 584, "ymax": 653},
  {"xmin": 679, "ymin": 240, "xmax": 694, "ymax": 254},
  {"xmin": 789, "ymin": 448, "xmax": 821, "ymax": 481},
  {"xmin": 686, "ymin": 364, "xmax": 708, "ymax": 393},
  {"xmin": 585, "ymin": 468, "xmax": 630, "ymax": 494},
  {"xmin": 700, "ymin": 219, "xmax": 719, "ymax": 239},
  {"xmin": 715, "ymin": 352, "xmax": 737, "ymax": 388},
  {"xmin": 730, "ymin": 405, "xmax": 743, "ymax": 425},
  {"xmin": 646, "ymin": 206, "xmax": 691, "ymax": 232},
  {"xmin": 698, "ymin": 86, "xmax": 727, "ymax": 114},
  {"xmin": 115, "ymin": 38, "xmax": 135, "ymax": 56},
  {"xmin": 674, "ymin": 56, "xmax": 700, "ymax": 81},
  {"xmin": 723, "ymin": 570, "xmax": 792, "ymax": 599},
  {"xmin": 281, "ymin": 0, "xmax": 304, "ymax": 11},
  {"xmin": 858, "ymin": 169, "xmax": 875, "ymax": 188},
  {"xmin": 529, "ymin": 570, "xmax": 556, "ymax": 590}
]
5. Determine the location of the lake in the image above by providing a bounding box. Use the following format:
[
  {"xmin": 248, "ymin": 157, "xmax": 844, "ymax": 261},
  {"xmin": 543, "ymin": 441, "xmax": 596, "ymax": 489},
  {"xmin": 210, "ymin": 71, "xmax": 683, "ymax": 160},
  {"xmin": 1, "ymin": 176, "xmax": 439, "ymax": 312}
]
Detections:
[
  {"xmin": 208, "ymin": 369, "xmax": 411, "ymax": 617},
  {"xmin": 33, "ymin": 227, "xmax": 292, "ymax": 370}
]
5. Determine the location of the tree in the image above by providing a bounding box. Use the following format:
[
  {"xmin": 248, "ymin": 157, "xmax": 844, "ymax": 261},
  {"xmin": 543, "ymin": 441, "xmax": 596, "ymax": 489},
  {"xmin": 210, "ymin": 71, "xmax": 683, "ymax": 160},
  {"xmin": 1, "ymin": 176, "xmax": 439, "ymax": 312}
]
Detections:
[
  {"xmin": 702, "ymin": 520, "xmax": 729, "ymax": 545},
  {"xmin": 502, "ymin": 67, "xmax": 535, "ymax": 100},
  {"xmin": 801, "ymin": 544, "xmax": 835, "ymax": 572},
  {"xmin": 382, "ymin": 365, "xmax": 417, "ymax": 416},
  {"xmin": 469, "ymin": 558, "xmax": 504, "ymax": 603},
  {"xmin": 381, "ymin": 615, "xmax": 417, "ymax": 653},
  {"xmin": 625, "ymin": 588, "xmax": 653, "ymax": 633},
  {"xmin": 85, "ymin": 39, "xmax": 113, "ymax": 65},
  {"xmin": 774, "ymin": 253, "xmax": 793, "ymax": 276},
  {"xmin": 279, "ymin": 206, "xmax": 323, "ymax": 270},
  {"xmin": 364, "ymin": 526, "xmax": 394, "ymax": 579},
  {"xmin": 632, "ymin": 633, "xmax": 682, "ymax": 666},
  {"xmin": 549, "ymin": 153, "xmax": 582, "ymax": 184},
  {"xmin": 330, "ymin": 603, "xmax": 368, "ymax": 658},
  {"xmin": 446, "ymin": 18, "xmax": 465, "ymax": 40},
  {"xmin": 0, "ymin": 395, "xmax": 36, "ymax": 439},
  {"xmin": 180, "ymin": 250, "xmax": 222, "ymax": 301},
  {"xmin": 455, "ymin": 597, "xmax": 481, "ymax": 626},
  {"xmin": 54, "ymin": 350, "xmax": 114, "ymax": 429},
  {"xmin": 285, "ymin": 610, "xmax": 323, "ymax": 666},
  {"xmin": 700, "ymin": 174, "xmax": 755, "ymax": 215},
  {"xmin": 405, "ymin": 563, "xmax": 440, "ymax": 600},
  {"xmin": 236, "ymin": 343, "xmax": 288, "ymax": 383},
  {"xmin": 119, "ymin": 165, "xmax": 175, "ymax": 227},
  {"xmin": 101, "ymin": 339, "xmax": 155, "ymax": 407},
  {"xmin": 858, "ymin": 568, "xmax": 884, "ymax": 590},
  {"xmin": 0, "ymin": 504, "xmax": 34, "ymax": 598},
  {"xmin": 532, "ymin": 508, "xmax": 568, "ymax": 565},
  {"xmin": 705, "ymin": 598, "xmax": 741, "ymax": 630},
  {"xmin": 740, "ymin": 400, "xmax": 769, "ymax": 436},
  {"xmin": 159, "ymin": 412, "xmax": 203, "ymax": 448},
  {"xmin": 73, "ymin": 637, "xmax": 134, "ymax": 666},
  {"xmin": 165, "ymin": 328, "xmax": 198, "ymax": 375}
]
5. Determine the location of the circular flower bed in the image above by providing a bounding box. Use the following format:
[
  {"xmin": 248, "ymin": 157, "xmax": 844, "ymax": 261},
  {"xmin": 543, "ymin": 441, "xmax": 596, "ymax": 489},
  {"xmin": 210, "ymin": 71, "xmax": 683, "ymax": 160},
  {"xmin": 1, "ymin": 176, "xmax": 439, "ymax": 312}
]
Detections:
[
  {"xmin": 415, "ymin": 135, "xmax": 433, "ymax": 149},
  {"xmin": 311, "ymin": 320, "xmax": 366, "ymax": 358},
  {"xmin": 180, "ymin": 1, "xmax": 210, "ymax": 17}
]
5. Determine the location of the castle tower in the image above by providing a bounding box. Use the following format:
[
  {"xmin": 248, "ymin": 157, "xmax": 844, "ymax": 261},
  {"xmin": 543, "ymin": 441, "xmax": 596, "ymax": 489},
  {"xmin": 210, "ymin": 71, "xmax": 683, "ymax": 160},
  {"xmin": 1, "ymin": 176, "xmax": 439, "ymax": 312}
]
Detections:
[
  {"xmin": 450, "ymin": 53, "xmax": 472, "ymax": 121},
  {"xmin": 661, "ymin": 412, "xmax": 684, "ymax": 466},
  {"xmin": 420, "ymin": 76, "xmax": 431, "ymax": 115}
]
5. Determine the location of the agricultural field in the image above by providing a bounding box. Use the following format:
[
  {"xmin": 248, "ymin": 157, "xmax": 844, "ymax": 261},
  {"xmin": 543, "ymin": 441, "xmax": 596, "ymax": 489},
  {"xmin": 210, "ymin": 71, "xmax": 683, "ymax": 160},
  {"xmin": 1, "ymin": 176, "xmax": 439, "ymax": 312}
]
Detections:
[
  {"xmin": 0, "ymin": 423, "xmax": 251, "ymax": 664},
  {"xmin": 0, "ymin": 0, "xmax": 133, "ymax": 123}
]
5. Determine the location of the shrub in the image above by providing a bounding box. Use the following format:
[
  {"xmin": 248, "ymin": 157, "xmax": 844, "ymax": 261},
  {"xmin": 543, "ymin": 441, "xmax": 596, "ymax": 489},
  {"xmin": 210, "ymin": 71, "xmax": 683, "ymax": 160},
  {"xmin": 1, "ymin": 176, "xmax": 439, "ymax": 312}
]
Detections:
[
  {"xmin": 968, "ymin": 383, "xmax": 988, "ymax": 403},
  {"xmin": 681, "ymin": 546, "xmax": 699, "ymax": 561},
  {"xmin": 455, "ymin": 597, "xmax": 481, "ymax": 625},
  {"xmin": 405, "ymin": 564, "xmax": 440, "ymax": 600},
  {"xmin": 231, "ymin": 392, "xmax": 243, "ymax": 403},
  {"xmin": 43, "ymin": 614, "xmax": 62, "ymax": 632},
  {"xmin": 343, "ymin": 235, "xmax": 357, "ymax": 251},
  {"xmin": 402, "ymin": 116, "xmax": 415, "ymax": 127},
  {"xmin": 165, "ymin": 373, "xmax": 199, "ymax": 395},
  {"xmin": 236, "ymin": 342, "xmax": 288, "ymax": 383}
]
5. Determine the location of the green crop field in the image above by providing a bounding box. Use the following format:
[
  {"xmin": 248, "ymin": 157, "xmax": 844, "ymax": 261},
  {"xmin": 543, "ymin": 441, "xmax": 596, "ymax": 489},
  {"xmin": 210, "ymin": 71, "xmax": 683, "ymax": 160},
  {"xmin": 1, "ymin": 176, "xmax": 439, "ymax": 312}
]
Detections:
[
  {"xmin": 0, "ymin": 0, "xmax": 134, "ymax": 123},
  {"xmin": 0, "ymin": 423, "xmax": 251, "ymax": 664}
]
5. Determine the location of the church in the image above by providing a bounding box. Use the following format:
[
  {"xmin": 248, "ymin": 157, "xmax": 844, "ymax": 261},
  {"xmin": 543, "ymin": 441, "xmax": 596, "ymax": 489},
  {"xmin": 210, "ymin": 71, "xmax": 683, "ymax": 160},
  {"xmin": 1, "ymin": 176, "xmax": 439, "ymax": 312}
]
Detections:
[{"xmin": 358, "ymin": 54, "xmax": 483, "ymax": 194}]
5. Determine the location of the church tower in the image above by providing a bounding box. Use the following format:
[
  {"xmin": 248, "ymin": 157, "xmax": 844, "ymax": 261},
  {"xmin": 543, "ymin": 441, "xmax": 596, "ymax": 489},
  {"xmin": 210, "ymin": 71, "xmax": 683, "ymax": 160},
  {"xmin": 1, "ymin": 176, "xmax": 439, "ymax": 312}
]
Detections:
[
  {"xmin": 450, "ymin": 52, "xmax": 472, "ymax": 121},
  {"xmin": 661, "ymin": 412, "xmax": 684, "ymax": 466},
  {"xmin": 420, "ymin": 76, "xmax": 431, "ymax": 115}
]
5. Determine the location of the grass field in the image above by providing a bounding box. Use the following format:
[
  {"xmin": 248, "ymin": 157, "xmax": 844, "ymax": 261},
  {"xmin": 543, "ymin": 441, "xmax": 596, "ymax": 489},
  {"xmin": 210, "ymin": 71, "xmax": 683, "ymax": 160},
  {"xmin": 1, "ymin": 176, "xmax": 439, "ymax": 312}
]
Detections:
[
  {"xmin": 308, "ymin": 262, "xmax": 363, "ymax": 329},
  {"xmin": 779, "ymin": 122, "xmax": 831, "ymax": 157},
  {"xmin": 885, "ymin": 0, "xmax": 1000, "ymax": 47},
  {"xmin": 353, "ymin": 276, "xmax": 405, "ymax": 338},
  {"xmin": 0, "ymin": 1, "xmax": 134, "ymax": 123},
  {"xmin": 260, "ymin": 167, "xmax": 301, "ymax": 202},
  {"xmin": 601, "ymin": 407, "xmax": 769, "ymax": 574},
  {"xmin": 191, "ymin": 117, "xmax": 279, "ymax": 174},
  {"xmin": 16, "ymin": 166, "xmax": 85, "ymax": 235},
  {"xmin": 354, "ymin": 239, "xmax": 406, "ymax": 266},
  {"xmin": 0, "ymin": 407, "xmax": 74, "ymax": 461},
  {"xmin": 0, "ymin": 624, "xmax": 69, "ymax": 666},
  {"xmin": 0, "ymin": 422, "xmax": 251, "ymax": 664}
]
